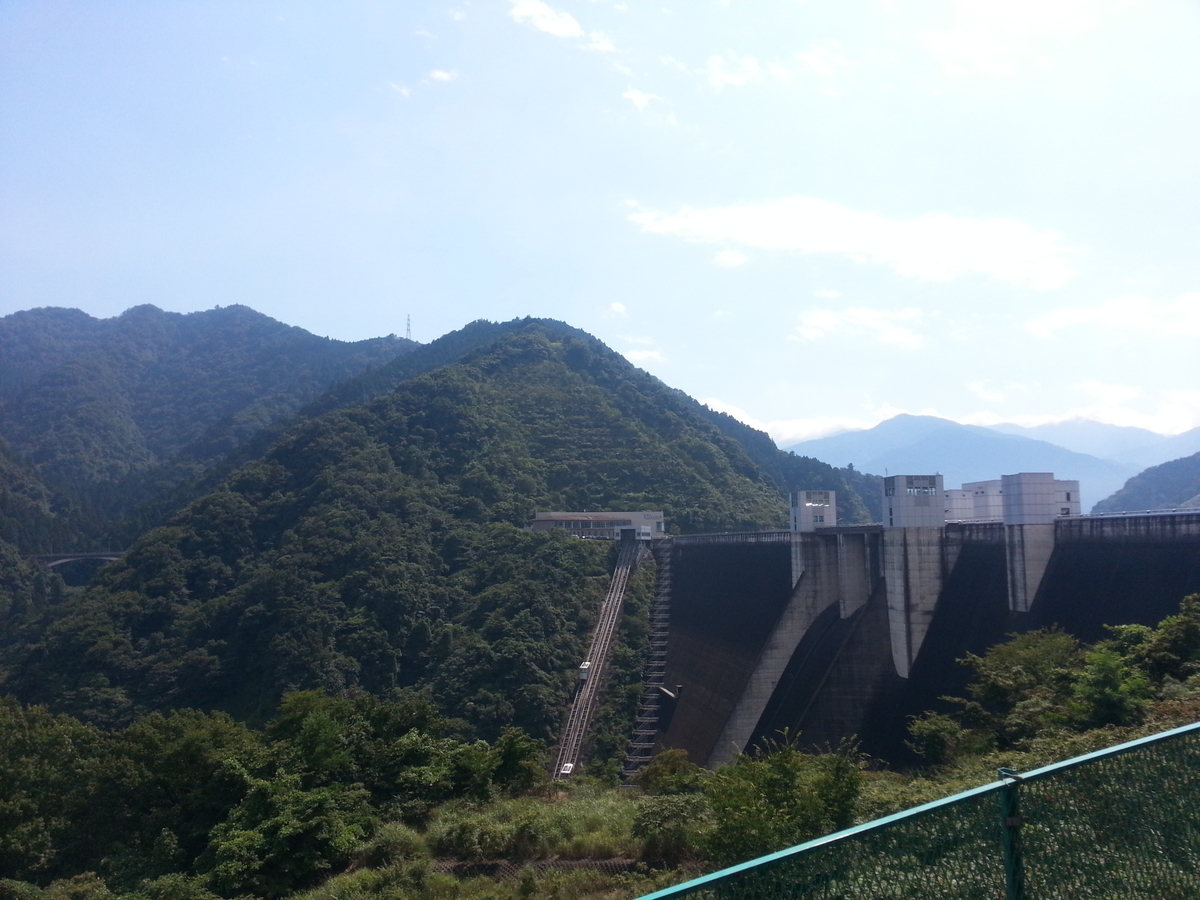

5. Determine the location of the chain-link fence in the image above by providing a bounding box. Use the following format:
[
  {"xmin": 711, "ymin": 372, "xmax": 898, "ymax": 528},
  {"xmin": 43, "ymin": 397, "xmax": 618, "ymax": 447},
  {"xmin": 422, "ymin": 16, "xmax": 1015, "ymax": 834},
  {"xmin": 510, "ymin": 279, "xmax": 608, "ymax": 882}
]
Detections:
[{"xmin": 637, "ymin": 721, "xmax": 1200, "ymax": 900}]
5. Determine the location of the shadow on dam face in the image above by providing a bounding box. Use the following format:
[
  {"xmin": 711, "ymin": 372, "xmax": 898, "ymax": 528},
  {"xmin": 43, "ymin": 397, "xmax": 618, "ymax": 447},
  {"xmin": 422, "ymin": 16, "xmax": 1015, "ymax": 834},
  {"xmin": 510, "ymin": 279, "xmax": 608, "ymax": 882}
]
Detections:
[
  {"xmin": 749, "ymin": 543, "xmax": 1014, "ymax": 766},
  {"xmin": 866, "ymin": 543, "xmax": 1013, "ymax": 766},
  {"xmin": 655, "ymin": 542, "xmax": 793, "ymax": 765},
  {"xmin": 652, "ymin": 524, "xmax": 1200, "ymax": 771},
  {"xmin": 750, "ymin": 584, "xmax": 897, "ymax": 756},
  {"xmin": 1027, "ymin": 541, "xmax": 1200, "ymax": 643}
]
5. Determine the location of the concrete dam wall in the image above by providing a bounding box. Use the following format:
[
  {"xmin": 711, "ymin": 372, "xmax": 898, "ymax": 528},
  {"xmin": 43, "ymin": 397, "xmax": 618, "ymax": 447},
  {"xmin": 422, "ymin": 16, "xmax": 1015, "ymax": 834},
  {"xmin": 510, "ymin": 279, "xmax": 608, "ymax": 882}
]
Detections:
[
  {"xmin": 649, "ymin": 513, "xmax": 1200, "ymax": 769},
  {"xmin": 654, "ymin": 537, "xmax": 794, "ymax": 766}
]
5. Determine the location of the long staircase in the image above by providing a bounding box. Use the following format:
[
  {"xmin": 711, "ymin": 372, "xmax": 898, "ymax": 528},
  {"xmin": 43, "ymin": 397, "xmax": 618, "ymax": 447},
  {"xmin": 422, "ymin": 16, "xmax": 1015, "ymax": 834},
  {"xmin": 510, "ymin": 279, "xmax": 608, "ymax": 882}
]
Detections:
[
  {"xmin": 621, "ymin": 538, "xmax": 673, "ymax": 779},
  {"xmin": 552, "ymin": 539, "xmax": 647, "ymax": 779}
]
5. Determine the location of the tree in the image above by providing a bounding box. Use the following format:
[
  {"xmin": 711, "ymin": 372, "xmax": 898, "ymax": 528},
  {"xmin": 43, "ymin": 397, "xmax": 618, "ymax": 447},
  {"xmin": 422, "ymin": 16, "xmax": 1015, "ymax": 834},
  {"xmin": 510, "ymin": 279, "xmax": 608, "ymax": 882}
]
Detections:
[
  {"xmin": 1065, "ymin": 646, "xmax": 1150, "ymax": 730},
  {"xmin": 958, "ymin": 628, "xmax": 1081, "ymax": 746},
  {"xmin": 0, "ymin": 698, "xmax": 112, "ymax": 883},
  {"xmin": 198, "ymin": 768, "xmax": 372, "ymax": 899},
  {"xmin": 700, "ymin": 739, "xmax": 861, "ymax": 868}
]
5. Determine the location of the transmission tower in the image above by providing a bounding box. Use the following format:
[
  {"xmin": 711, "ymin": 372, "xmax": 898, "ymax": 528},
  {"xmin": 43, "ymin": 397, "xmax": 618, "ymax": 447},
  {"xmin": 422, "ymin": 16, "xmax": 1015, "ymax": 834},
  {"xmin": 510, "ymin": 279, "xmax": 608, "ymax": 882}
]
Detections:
[{"xmin": 406, "ymin": 315, "xmax": 411, "ymax": 342}]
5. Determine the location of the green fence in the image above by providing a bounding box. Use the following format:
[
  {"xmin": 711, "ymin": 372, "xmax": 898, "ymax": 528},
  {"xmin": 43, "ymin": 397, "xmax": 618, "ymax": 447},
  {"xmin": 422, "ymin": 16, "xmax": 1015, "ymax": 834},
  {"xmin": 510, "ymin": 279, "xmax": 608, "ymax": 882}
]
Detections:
[{"xmin": 638, "ymin": 721, "xmax": 1200, "ymax": 900}]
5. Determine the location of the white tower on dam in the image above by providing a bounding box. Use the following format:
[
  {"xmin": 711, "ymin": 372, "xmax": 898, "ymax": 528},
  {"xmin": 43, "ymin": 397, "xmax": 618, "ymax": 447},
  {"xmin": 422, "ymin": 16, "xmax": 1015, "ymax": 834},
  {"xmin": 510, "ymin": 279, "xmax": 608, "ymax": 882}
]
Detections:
[
  {"xmin": 790, "ymin": 489, "xmax": 837, "ymax": 532},
  {"xmin": 883, "ymin": 474, "xmax": 945, "ymax": 528}
]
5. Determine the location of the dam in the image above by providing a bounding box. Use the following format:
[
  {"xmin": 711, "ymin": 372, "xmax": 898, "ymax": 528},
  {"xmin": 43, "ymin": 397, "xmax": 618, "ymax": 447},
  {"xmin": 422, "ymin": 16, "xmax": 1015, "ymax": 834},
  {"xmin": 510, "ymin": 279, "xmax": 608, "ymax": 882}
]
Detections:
[{"xmin": 636, "ymin": 509, "xmax": 1200, "ymax": 769}]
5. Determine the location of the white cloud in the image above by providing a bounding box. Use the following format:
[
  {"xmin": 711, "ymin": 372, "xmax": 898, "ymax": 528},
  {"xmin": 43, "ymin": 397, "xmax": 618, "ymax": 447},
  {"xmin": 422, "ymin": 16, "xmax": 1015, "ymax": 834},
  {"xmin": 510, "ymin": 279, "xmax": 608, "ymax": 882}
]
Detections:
[
  {"xmin": 661, "ymin": 55, "xmax": 688, "ymax": 71},
  {"xmin": 923, "ymin": 0, "xmax": 1116, "ymax": 78},
  {"xmin": 625, "ymin": 349, "xmax": 665, "ymax": 363},
  {"xmin": 1027, "ymin": 294, "xmax": 1200, "ymax": 339},
  {"xmin": 967, "ymin": 380, "xmax": 1006, "ymax": 403},
  {"xmin": 814, "ymin": 289, "xmax": 841, "ymax": 298},
  {"xmin": 507, "ymin": 1, "xmax": 614, "ymax": 51},
  {"xmin": 796, "ymin": 41, "xmax": 852, "ymax": 80},
  {"xmin": 607, "ymin": 301, "xmax": 627, "ymax": 316},
  {"xmin": 768, "ymin": 42, "xmax": 853, "ymax": 94},
  {"xmin": 1078, "ymin": 380, "xmax": 1142, "ymax": 406},
  {"xmin": 622, "ymin": 88, "xmax": 662, "ymax": 109},
  {"xmin": 767, "ymin": 63, "xmax": 795, "ymax": 85},
  {"xmin": 794, "ymin": 306, "xmax": 925, "ymax": 349},
  {"xmin": 388, "ymin": 82, "xmax": 412, "ymax": 98},
  {"xmin": 619, "ymin": 334, "xmax": 665, "ymax": 364},
  {"xmin": 713, "ymin": 250, "xmax": 747, "ymax": 267},
  {"xmin": 509, "ymin": 0, "xmax": 584, "ymax": 38},
  {"xmin": 629, "ymin": 196, "xmax": 1079, "ymax": 289},
  {"xmin": 428, "ymin": 69, "xmax": 457, "ymax": 81},
  {"xmin": 706, "ymin": 53, "xmax": 763, "ymax": 88},
  {"xmin": 586, "ymin": 32, "xmax": 616, "ymax": 52},
  {"xmin": 449, "ymin": 9, "xmax": 467, "ymax": 21}
]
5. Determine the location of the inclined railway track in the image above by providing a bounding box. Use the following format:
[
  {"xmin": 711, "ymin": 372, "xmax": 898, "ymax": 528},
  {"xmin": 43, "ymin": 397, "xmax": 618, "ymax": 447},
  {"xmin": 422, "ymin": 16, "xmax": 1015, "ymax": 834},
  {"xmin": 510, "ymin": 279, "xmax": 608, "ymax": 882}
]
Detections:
[{"xmin": 552, "ymin": 541, "xmax": 646, "ymax": 779}]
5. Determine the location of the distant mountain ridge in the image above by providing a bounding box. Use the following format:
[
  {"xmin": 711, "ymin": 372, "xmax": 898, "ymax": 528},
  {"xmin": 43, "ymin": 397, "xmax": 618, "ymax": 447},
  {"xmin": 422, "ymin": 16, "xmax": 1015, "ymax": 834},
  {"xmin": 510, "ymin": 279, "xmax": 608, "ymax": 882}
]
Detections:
[
  {"xmin": 786, "ymin": 414, "xmax": 1135, "ymax": 510},
  {"xmin": 990, "ymin": 419, "xmax": 1200, "ymax": 471}
]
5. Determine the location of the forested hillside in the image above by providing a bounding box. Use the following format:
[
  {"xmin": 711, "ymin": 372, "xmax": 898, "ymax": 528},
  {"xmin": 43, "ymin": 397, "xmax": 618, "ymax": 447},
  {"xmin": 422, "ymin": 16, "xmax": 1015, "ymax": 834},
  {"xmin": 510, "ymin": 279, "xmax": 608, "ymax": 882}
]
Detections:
[
  {"xmin": 197, "ymin": 316, "xmax": 874, "ymax": 526},
  {"xmin": 0, "ymin": 305, "xmax": 415, "ymax": 549},
  {"xmin": 1092, "ymin": 451, "xmax": 1200, "ymax": 513},
  {"xmin": 0, "ymin": 324, "xmax": 800, "ymax": 731}
]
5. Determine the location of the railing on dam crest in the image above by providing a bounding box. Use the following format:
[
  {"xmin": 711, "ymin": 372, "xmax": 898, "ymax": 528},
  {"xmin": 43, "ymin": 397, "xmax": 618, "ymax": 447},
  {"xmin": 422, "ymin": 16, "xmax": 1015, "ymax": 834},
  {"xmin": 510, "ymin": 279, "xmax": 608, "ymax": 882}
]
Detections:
[
  {"xmin": 636, "ymin": 720, "xmax": 1200, "ymax": 900},
  {"xmin": 671, "ymin": 531, "xmax": 792, "ymax": 546}
]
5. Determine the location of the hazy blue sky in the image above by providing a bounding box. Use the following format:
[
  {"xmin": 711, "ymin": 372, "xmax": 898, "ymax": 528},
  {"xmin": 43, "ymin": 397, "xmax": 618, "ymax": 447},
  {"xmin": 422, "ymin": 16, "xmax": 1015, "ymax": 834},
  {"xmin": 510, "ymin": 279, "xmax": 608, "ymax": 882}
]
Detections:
[{"xmin": 3, "ymin": 1, "xmax": 1199, "ymax": 443}]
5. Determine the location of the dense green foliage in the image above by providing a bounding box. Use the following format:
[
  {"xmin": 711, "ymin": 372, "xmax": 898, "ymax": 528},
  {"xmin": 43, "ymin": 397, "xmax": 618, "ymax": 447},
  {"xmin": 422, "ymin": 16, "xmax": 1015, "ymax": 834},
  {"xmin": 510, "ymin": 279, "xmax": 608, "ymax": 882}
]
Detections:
[
  {"xmin": 628, "ymin": 738, "xmax": 862, "ymax": 870},
  {"xmin": 0, "ymin": 686, "xmax": 862, "ymax": 899},
  {"xmin": 0, "ymin": 690, "xmax": 547, "ymax": 896},
  {"xmin": 1092, "ymin": 450, "xmax": 1200, "ymax": 513},
  {"xmin": 0, "ymin": 305, "xmax": 414, "ymax": 549},
  {"xmin": 906, "ymin": 594, "xmax": 1200, "ymax": 765},
  {"xmin": 0, "ymin": 441, "xmax": 75, "ymax": 554},
  {"xmin": 0, "ymin": 538, "xmax": 63, "ymax": 626}
]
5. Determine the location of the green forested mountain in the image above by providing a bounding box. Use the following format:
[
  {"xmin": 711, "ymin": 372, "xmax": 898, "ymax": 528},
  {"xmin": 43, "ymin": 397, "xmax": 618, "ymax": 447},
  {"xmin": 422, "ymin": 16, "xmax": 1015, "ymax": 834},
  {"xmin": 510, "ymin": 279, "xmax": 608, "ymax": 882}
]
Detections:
[
  {"xmin": 1092, "ymin": 451, "xmax": 1200, "ymax": 513},
  {"xmin": 0, "ymin": 305, "xmax": 415, "ymax": 548},
  {"xmin": 0, "ymin": 323, "xmax": 805, "ymax": 734},
  {"xmin": 189, "ymin": 316, "xmax": 875, "ymax": 522}
]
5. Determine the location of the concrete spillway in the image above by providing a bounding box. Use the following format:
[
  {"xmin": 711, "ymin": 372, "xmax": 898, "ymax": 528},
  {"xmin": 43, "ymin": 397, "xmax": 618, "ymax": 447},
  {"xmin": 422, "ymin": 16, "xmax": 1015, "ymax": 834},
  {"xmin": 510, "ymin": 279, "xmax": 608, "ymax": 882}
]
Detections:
[{"xmin": 645, "ymin": 512, "xmax": 1200, "ymax": 769}]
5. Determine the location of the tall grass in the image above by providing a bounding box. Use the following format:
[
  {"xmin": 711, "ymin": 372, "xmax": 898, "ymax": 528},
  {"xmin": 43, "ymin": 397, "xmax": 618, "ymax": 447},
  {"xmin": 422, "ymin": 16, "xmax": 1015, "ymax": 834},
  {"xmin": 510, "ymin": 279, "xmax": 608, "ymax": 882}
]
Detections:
[
  {"xmin": 289, "ymin": 861, "xmax": 673, "ymax": 900},
  {"xmin": 425, "ymin": 786, "xmax": 641, "ymax": 861}
]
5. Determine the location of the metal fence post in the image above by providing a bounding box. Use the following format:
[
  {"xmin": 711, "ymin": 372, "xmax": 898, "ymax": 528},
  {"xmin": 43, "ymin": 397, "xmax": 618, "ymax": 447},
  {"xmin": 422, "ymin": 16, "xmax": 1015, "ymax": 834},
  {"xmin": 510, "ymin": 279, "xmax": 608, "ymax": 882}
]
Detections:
[{"xmin": 997, "ymin": 767, "xmax": 1026, "ymax": 900}]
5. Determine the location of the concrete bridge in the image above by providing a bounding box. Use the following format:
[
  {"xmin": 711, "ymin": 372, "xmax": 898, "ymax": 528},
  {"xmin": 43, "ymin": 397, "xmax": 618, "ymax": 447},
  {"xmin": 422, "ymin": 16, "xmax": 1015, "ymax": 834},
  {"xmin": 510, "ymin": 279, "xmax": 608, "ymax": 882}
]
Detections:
[
  {"xmin": 643, "ymin": 511, "xmax": 1200, "ymax": 768},
  {"xmin": 29, "ymin": 551, "xmax": 124, "ymax": 568}
]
